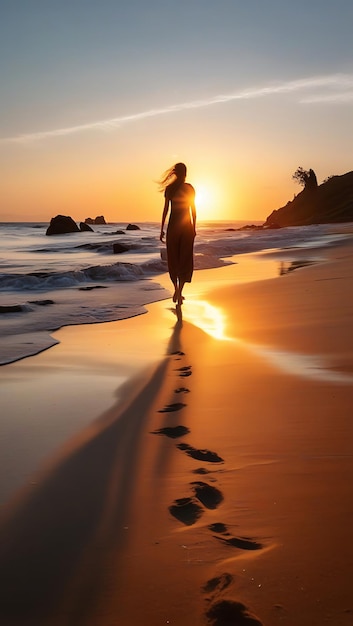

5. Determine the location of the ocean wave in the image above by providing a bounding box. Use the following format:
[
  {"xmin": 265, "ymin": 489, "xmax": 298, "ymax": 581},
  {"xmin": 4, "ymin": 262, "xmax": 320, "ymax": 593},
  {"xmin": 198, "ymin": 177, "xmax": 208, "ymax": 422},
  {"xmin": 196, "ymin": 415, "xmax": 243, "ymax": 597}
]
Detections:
[
  {"xmin": 1, "ymin": 221, "xmax": 349, "ymax": 366},
  {"xmin": 1, "ymin": 224, "xmax": 344, "ymax": 292},
  {"xmin": 32, "ymin": 239, "xmax": 158, "ymax": 255},
  {"xmin": 0, "ymin": 279, "xmax": 170, "ymax": 365},
  {"xmin": 0, "ymin": 258, "xmax": 167, "ymax": 291}
]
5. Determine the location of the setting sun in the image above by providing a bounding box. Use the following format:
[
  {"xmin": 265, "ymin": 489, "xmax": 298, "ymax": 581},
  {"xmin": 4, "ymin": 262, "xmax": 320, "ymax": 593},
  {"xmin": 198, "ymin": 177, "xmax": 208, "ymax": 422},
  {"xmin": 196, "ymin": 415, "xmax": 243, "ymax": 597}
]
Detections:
[{"xmin": 194, "ymin": 181, "xmax": 223, "ymax": 221}]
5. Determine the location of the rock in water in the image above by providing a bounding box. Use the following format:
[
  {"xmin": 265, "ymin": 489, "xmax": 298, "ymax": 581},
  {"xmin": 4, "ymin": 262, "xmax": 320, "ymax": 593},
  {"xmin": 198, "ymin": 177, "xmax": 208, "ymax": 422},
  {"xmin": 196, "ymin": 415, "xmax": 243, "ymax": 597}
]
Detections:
[
  {"xmin": 80, "ymin": 222, "xmax": 94, "ymax": 232},
  {"xmin": 94, "ymin": 215, "xmax": 106, "ymax": 224},
  {"xmin": 84, "ymin": 216, "xmax": 106, "ymax": 225},
  {"xmin": 113, "ymin": 243, "xmax": 129, "ymax": 254},
  {"xmin": 46, "ymin": 215, "xmax": 80, "ymax": 236}
]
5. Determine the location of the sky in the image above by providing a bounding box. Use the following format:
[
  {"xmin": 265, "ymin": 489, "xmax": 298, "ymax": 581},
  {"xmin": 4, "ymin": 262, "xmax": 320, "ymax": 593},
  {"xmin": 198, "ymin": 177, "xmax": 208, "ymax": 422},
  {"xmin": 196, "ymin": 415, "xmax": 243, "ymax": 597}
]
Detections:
[{"xmin": 1, "ymin": 0, "xmax": 353, "ymax": 223}]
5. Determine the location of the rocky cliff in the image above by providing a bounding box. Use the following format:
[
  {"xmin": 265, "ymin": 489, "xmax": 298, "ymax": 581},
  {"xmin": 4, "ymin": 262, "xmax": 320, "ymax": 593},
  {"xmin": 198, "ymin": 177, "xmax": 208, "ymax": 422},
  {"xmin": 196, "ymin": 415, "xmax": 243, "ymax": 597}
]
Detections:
[{"xmin": 264, "ymin": 171, "xmax": 353, "ymax": 227}]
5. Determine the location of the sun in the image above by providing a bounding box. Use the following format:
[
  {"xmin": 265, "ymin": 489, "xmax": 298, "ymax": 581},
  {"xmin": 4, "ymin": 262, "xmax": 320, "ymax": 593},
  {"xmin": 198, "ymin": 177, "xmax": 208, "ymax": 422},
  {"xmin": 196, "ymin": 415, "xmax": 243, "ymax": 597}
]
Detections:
[{"xmin": 194, "ymin": 181, "xmax": 222, "ymax": 221}]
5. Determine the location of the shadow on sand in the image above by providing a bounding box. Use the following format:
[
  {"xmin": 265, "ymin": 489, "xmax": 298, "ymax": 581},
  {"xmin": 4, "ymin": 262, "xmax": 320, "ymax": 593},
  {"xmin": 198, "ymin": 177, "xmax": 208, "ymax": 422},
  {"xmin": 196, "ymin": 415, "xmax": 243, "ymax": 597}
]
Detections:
[{"xmin": 0, "ymin": 316, "xmax": 185, "ymax": 625}]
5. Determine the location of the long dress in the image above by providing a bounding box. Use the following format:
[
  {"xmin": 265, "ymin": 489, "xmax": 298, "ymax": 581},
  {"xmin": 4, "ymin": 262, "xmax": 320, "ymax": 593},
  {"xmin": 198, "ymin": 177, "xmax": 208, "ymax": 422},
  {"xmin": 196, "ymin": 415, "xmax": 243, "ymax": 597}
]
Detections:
[{"xmin": 165, "ymin": 182, "xmax": 195, "ymax": 284}]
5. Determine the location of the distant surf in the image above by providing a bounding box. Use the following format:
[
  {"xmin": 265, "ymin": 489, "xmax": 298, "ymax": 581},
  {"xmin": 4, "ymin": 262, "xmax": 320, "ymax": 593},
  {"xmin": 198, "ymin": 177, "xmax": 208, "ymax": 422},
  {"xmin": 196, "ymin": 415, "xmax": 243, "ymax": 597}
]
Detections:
[{"xmin": 0, "ymin": 220, "xmax": 348, "ymax": 364}]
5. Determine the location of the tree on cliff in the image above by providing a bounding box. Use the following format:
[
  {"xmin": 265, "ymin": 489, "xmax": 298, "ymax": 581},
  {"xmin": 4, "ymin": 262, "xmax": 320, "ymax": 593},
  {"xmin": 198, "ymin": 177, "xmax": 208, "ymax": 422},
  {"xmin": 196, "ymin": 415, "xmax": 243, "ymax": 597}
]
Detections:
[{"xmin": 292, "ymin": 167, "xmax": 318, "ymax": 190}]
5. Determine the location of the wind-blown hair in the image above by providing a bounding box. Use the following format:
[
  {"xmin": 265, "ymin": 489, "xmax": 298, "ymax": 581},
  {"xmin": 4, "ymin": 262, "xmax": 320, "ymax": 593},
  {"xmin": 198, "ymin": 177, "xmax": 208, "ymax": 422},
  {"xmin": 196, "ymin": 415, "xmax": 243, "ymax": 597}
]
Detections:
[{"xmin": 158, "ymin": 162, "xmax": 187, "ymax": 193}]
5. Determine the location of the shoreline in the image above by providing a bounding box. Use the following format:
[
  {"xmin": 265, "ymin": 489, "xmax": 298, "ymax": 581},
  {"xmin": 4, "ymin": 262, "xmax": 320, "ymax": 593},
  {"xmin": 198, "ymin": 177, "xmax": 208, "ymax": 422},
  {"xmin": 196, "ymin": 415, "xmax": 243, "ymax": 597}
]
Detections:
[
  {"xmin": 1, "ymin": 235, "xmax": 353, "ymax": 625},
  {"xmin": 0, "ymin": 246, "xmax": 310, "ymax": 503},
  {"xmin": 1, "ymin": 238, "xmax": 352, "ymax": 503},
  {"xmin": 2, "ymin": 220, "xmax": 351, "ymax": 367}
]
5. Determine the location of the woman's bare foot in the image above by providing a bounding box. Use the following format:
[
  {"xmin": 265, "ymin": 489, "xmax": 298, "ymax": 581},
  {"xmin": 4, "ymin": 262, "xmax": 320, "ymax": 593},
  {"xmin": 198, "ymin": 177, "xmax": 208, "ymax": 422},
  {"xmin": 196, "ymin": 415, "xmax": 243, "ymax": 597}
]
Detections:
[
  {"xmin": 177, "ymin": 293, "xmax": 185, "ymax": 306},
  {"xmin": 173, "ymin": 287, "xmax": 179, "ymax": 303}
]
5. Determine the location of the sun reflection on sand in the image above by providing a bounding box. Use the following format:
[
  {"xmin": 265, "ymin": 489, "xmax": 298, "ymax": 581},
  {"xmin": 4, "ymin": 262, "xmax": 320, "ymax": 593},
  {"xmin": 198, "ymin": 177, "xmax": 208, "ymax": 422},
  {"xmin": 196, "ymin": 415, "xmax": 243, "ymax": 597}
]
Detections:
[
  {"xmin": 181, "ymin": 300, "xmax": 229, "ymax": 340},
  {"xmin": 182, "ymin": 298, "xmax": 353, "ymax": 385}
]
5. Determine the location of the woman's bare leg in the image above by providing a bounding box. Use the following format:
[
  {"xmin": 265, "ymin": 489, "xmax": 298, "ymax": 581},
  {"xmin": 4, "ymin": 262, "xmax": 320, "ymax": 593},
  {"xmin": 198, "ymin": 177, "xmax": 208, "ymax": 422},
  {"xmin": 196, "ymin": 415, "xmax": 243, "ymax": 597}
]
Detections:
[
  {"xmin": 172, "ymin": 280, "xmax": 179, "ymax": 303},
  {"xmin": 178, "ymin": 279, "xmax": 185, "ymax": 305}
]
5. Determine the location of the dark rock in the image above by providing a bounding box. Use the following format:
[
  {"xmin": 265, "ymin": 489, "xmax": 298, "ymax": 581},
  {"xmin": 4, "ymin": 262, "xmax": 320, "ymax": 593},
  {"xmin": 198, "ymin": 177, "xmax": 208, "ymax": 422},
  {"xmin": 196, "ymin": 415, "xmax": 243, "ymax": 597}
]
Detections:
[
  {"xmin": 46, "ymin": 215, "xmax": 80, "ymax": 236},
  {"xmin": 79, "ymin": 222, "xmax": 93, "ymax": 232},
  {"xmin": 112, "ymin": 230, "xmax": 125, "ymax": 235},
  {"xmin": 94, "ymin": 215, "xmax": 106, "ymax": 224},
  {"xmin": 0, "ymin": 304, "xmax": 23, "ymax": 313},
  {"xmin": 237, "ymin": 224, "xmax": 264, "ymax": 231},
  {"xmin": 28, "ymin": 299, "xmax": 54, "ymax": 306},
  {"xmin": 265, "ymin": 222, "xmax": 281, "ymax": 229},
  {"xmin": 78, "ymin": 285, "xmax": 107, "ymax": 291},
  {"xmin": 113, "ymin": 242, "xmax": 129, "ymax": 254},
  {"xmin": 126, "ymin": 223, "xmax": 140, "ymax": 230},
  {"xmin": 264, "ymin": 170, "xmax": 353, "ymax": 227},
  {"xmin": 85, "ymin": 216, "xmax": 106, "ymax": 225}
]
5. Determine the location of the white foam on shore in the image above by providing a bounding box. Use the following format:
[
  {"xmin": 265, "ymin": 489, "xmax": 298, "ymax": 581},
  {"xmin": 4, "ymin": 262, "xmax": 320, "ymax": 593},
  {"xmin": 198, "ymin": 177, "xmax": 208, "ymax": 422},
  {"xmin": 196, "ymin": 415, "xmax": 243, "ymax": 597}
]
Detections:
[
  {"xmin": 1, "ymin": 222, "xmax": 351, "ymax": 366},
  {"xmin": 0, "ymin": 280, "xmax": 170, "ymax": 365}
]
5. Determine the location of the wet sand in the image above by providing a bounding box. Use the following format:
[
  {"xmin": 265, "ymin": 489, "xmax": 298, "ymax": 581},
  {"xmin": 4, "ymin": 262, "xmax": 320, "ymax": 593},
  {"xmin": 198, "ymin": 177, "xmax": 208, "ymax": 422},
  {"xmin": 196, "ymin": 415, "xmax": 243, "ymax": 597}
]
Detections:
[{"xmin": 0, "ymin": 235, "xmax": 353, "ymax": 625}]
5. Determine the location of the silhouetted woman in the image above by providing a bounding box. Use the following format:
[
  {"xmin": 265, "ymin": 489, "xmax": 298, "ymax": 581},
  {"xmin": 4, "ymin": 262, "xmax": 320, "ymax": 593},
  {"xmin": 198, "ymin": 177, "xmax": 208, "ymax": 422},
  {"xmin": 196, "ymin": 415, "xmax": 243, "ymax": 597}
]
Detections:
[{"xmin": 159, "ymin": 163, "xmax": 196, "ymax": 305}]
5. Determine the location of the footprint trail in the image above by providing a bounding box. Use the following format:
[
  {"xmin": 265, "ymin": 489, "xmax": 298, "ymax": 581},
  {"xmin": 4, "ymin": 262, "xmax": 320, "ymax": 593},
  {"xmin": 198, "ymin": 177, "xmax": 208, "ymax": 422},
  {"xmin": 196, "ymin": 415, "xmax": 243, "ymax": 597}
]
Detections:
[{"xmin": 177, "ymin": 443, "xmax": 224, "ymax": 464}]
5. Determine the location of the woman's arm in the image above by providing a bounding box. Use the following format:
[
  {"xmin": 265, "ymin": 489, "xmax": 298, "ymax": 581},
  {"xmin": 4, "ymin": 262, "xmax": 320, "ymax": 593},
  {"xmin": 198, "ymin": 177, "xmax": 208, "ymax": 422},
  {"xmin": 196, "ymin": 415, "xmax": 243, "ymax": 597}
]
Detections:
[
  {"xmin": 160, "ymin": 197, "xmax": 169, "ymax": 242},
  {"xmin": 191, "ymin": 201, "xmax": 196, "ymax": 235},
  {"xmin": 190, "ymin": 194, "xmax": 196, "ymax": 236}
]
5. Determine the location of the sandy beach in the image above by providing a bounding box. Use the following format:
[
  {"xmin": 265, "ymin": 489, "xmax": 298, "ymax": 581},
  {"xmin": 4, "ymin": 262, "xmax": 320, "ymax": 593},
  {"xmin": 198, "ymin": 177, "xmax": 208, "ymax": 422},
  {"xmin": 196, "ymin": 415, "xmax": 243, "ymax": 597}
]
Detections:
[{"xmin": 1, "ymin": 234, "xmax": 353, "ymax": 626}]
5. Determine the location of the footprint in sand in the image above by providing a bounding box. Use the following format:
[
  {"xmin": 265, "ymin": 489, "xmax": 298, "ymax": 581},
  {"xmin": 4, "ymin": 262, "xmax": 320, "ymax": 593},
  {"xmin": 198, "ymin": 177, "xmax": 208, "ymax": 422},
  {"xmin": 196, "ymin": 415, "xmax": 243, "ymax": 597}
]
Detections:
[
  {"xmin": 168, "ymin": 376, "xmax": 225, "ymax": 525},
  {"xmin": 205, "ymin": 600, "xmax": 263, "ymax": 626},
  {"xmin": 208, "ymin": 523, "xmax": 263, "ymax": 551},
  {"xmin": 216, "ymin": 535, "xmax": 263, "ymax": 551},
  {"xmin": 174, "ymin": 387, "xmax": 190, "ymax": 394},
  {"xmin": 202, "ymin": 572, "xmax": 233, "ymax": 595},
  {"xmin": 171, "ymin": 350, "xmax": 185, "ymax": 356},
  {"xmin": 176, "ymin": 365, "xmax": 192, "ymax": 377},
  {"xmin": 177, "ymin": 443, "xmax": 224, "ymax": 464},
  {"xmin": 158, "ymin": 402, "xmax": 186, "ymax": 413},
  {"xmin": 151, "ymin": 425, "xmax": 190, "ymax": 439},
  {"xmin": 191, "ymin": 481, "xmax": 223, "ymax": 509},
  {"xmin": 202, "ymin": 573, "xmax": 263, "ymax": 625},
  {"xmin": 169, "ymin": 482, "xmax": 222, "ymax": 525},
  {"xmin": 169, "ymin": 497, "xmax": 203, "ymax": 526},
  {"xmin": 208, "ymin": 522, "xmax": 229, "ymax": 534}
]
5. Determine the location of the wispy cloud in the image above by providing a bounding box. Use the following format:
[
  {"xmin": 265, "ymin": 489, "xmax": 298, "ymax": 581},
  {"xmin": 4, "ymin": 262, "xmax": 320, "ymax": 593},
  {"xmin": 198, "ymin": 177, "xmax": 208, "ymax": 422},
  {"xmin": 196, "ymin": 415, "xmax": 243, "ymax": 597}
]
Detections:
[
  {"xmin": 2, "ymin": 73, "xmax": 353, "ymax": 144},
  {"xmin": 300, "ymin": 91, "xmax": 353, "ymax": 103}
]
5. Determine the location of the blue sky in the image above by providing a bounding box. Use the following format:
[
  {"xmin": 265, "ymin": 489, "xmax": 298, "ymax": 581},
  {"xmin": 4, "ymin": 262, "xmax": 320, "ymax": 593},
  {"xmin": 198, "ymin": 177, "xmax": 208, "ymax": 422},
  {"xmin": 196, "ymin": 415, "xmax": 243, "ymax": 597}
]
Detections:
[{"xmin": 1, "ymin": 0, "xmax": 352, "ymax": 221}]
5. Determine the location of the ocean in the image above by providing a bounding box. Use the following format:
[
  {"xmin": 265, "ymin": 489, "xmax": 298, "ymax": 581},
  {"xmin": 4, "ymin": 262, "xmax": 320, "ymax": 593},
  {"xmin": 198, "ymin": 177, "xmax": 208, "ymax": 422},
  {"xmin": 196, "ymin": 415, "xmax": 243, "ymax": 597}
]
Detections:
[{"xmin": 0, "ymin": 220, "xmax": 348, "ymax": 366}]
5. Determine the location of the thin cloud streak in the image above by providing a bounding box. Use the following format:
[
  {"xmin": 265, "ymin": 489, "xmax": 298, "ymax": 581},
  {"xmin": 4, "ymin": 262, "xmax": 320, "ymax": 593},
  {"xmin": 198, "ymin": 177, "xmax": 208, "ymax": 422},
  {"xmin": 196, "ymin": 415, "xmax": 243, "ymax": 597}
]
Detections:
[
  {"xmin": 2, "ymin": 73, "xmax": 353, "ymax": 144},
  {"xmin": 300, "ymin": 91, "xmax": 353, "ymax": 103}
]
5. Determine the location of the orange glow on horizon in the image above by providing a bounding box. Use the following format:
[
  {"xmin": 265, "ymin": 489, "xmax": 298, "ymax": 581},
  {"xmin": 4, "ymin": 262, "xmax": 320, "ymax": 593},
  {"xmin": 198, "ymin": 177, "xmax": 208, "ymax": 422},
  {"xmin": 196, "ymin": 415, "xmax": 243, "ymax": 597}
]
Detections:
[{"xmin": 0, "ymin": 154, "xmax": 292, "ymax": 224}]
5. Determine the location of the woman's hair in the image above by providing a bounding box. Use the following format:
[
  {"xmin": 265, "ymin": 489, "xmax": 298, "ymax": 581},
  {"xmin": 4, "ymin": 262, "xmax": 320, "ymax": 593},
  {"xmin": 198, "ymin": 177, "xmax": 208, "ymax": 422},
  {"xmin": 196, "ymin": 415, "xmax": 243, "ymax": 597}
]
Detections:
[{"xmin": 158, "ymin": 162, "xmax": 187, "ymax": 192}]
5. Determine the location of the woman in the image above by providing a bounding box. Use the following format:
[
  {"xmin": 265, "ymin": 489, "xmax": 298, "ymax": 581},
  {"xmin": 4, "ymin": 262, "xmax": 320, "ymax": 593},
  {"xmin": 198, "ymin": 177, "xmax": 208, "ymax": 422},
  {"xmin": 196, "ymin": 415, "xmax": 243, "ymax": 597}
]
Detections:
[{"xmin": 159, "ymin": 162, "xmax": 196, "ymax": 306}]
